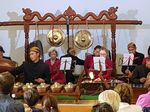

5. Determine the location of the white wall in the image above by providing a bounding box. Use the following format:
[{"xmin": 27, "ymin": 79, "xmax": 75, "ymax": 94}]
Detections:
[{"xmin": 0, "ymin": 0, "xmax": 150, "ymax": 73}]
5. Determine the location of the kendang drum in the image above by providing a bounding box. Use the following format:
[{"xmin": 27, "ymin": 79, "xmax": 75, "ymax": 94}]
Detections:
[{"xmin": 0, "ymin": 58, "xmax": 17, "ymax": 73}]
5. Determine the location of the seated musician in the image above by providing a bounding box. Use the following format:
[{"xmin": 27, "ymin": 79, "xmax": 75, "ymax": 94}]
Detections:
[
  {"xmin": 84, "ymin": 45, "xmax": 112, "ymax": 81},
  {"xmin": 130, "ymin": 60, "xmax": 150, "ymax": 84},
  {"xmin": 45, "ymin": 47, "xmax": 65, "ymax": 84},
  {"xmin": 142, "ymin": 46, "xmax": 150, "ymax": 65},
  {"xmin": 60, "ymin": 47, "xmax": 84, "ymax": 83},
  {"xmin": 122, "ymin": 42, "xmax": 144, "ymax": 78},
  {"xmin": 10, "ymin": 46, "xmax": 50, "ymax": 84},
  {"xmin": 0, "ymin": 45, "xmax": 11, "ymax": 60}
]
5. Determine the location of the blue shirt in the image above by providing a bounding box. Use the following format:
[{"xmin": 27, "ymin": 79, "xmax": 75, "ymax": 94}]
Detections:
[{"xmin": 0, "ymin": 94, "xmax": 24, "ymax": 112}]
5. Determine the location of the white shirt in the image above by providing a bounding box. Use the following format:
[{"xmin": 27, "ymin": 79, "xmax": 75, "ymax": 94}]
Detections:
[{"xmin": 118, "ymin": 102, "xmax": 142, "ymax": 112}]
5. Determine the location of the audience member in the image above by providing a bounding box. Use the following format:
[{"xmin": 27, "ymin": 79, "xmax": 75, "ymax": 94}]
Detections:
[
  {"xmin": 98, "ymin": 90, "xmax": 120, "ymax": 112},
  {"xmin": 0, "ymin": 72, "xmax": 24, "ymax": 112},
  {"xmin": 42, "ymin": 95, "xmax": 59, "ymax": 112},
  {"xmin": 136, "ymin": 79, "xmax": 150, "ymax": 109},
  {"xmin": 24, "ymin": 89, "xmax": 42, "ymax": 112},
  {"xmin": 114, "ymin": 83, "xmax": 142, "ymax": 112},
  {"xmin": 92, "ymin": 102, "xmax": 114, "ymax": 112}
]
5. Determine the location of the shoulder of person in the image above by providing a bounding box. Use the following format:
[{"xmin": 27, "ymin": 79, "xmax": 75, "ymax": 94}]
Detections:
[
  {"xmin": 3, "ymin": 56, "xmax": 11, "ymax": 60},
  {"xmin": 129, "ymin": 105, "xmax": 142, "ymax": 112},
  {"xmin": 136, "ymin": 52, "xmax": 144, "ymax": 57},
  {"xmin": 44, "ymin": 59, "xmax": 50, "ymax": 63},
  {"xmin": 85, "ymin": 54, "xmax": 93, "ymax": 59},
  {"xmin": 9, "ymin": 100, "xmax": 24, "ymax": 111}
]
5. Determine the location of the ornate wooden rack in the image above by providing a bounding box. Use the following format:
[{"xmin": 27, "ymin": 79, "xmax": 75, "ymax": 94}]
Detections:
[{"xmin": 0, "ymin": 6, "xmax": 142, "ymax": 75}]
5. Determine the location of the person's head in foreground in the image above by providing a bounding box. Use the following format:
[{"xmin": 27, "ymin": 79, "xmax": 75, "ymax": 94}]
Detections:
[
  {"xmin": 98, "ymin": 90, "xmax": 121, "ymax": 112},
  {"xmin": 24, "ymin": 88, "xmax": 40, "ymax": 108},
  {"xmin": 144, "ymin": 78, "xmax": 150, "ymax": 91},
  {"xmin": 0, "ymin": 72, "xmax": 25, "ymax": 112},
  {"xmin": 0, "ymin": 71, "xmax": 15, "ymax": 95},
  {"xmin": 114, "ymin": 83, "xmax": 133, "ymax": 104},
  {"xmin": 92, "ymin": 102, "xmax": 114, "ymax": 112},
  {"xmin": 42, "ymin": 95, "xmax": 59, "ymax": 112}
]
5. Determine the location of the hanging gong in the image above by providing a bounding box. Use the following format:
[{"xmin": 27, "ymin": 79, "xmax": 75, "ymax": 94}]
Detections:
[
  {"xmin": 47, "ymin": 29, "xmax": 65, "ymax": 47},
  {"xmin": 74, "ymin": 30, "xmax": 93, "ymax": 49}
]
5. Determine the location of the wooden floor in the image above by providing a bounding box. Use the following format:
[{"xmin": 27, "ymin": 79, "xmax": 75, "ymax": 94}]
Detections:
[
  {"xmin": 25, "ymin": 100, "xmax": 97, "ymax": 112},
  {"xmin": 23, "ymin": 87, "xmax": 147, "ymax": 112}
]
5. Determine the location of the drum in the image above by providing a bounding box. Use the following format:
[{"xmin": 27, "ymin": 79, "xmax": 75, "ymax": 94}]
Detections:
[{"xmin": 0, "ymin": 58, "xmax": 17, "ymax": 73}]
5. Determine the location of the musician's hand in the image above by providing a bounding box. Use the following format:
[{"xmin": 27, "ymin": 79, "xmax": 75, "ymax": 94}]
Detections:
[
  {"xmin": 128, "ymin": 71, "xmax": 133, "ymax": 78},
  {"xmin": 105, "ymin": 81, "xmax": 110, "ymax": 89},
  {"xmin": 125, "ymin": 69, "xmax": 130, "ymax": 74},
  {"xmin": 35, "ymin": 78, "xmax": 45, "ymax": 83},
  {"xmin": 98, "ymin": 71, "xmax": 104, "ymax": 81},
  {"xmin": 140, "ymin": 77, "xmax": 146, "ymax": 83},
  {"xmin": 98, "ymin": 71, "xmax": 110, "ymax": 89},
  {"xmin": 147, "ymin": 72, "xmax": 150, "ymax": 79}
]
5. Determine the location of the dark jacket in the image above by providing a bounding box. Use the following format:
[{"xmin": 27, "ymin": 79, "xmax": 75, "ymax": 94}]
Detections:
[
  {"xmin": 10, "ymin": 60, "xmax": 50, "ymax": 84},
  {"xmin": 0, "ymin": 94, "xmax": 25, "ymax": 112},
  {"xmin": 61, "ymin": 54, "xmax": 84, "ymax": 70},
  {"xmin": 60, "ymin": 54, "xmax": 84, "ymax": 83},
  {"xmin": 122, "ymin": 52, "xmax": 144, "ymax": 74},
  {"xmin": 130, "ymin": 64, "xmax": 150, "ymax": 84}
]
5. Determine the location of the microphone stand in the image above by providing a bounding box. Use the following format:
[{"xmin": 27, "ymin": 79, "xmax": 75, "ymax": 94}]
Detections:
[
  {"xmin": 66, "ymin": 16, "xmax": 70, "ymax": 49},
  {"xmin": 98, "ymin": 61, "xmax": 110, "ymax": 89}
]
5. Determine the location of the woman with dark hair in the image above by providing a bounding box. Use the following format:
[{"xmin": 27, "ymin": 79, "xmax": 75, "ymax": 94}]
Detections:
[
  {"xmin": 61, "ymin": 47, "xmax": 84, "ymax": 83},
  {"xmin": 143, "ymin": 46, "xmax": 150, "ymax": 64},
  {"xmin": 114, "ymin": 83, "xmax": 142, "ymax": 112},
  {"xmin": 45, "ymin": 47, "xmax": 65, "ymax": 84},
  {"xmin": 42, "ymin": 95, "xmax": 59, "ymax": 112},
  {"xmin": 92, "ymin": 103, "xmax": 114, "ymax": 112},
  {"xmin": 24, "ymin": 89, "xmax": 42, "ymax": 112}
]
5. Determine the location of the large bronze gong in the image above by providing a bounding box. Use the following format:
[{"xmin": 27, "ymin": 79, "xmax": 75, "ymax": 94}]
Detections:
[
  {"xmin": 47, "ymin": 29, "xmax": 65, "ymax": 47},
  {"xmin": 74, "ymin": 30, "xmax": 93, "ymax": 49}
]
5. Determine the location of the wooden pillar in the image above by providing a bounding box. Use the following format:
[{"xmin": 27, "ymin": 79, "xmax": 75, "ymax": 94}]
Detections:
[
  {"xmin": 111, "ymin": 23, "xmax": 116, "ymax": 76},
  {"xmin": 24, "ymin": 22, "xmax": 29, "ymax": 61}
]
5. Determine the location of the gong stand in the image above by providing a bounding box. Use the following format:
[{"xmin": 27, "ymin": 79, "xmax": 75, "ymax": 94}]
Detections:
[{"xmin": 0, "ymin": 6, "xmax": 142, "ymax": 75}]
